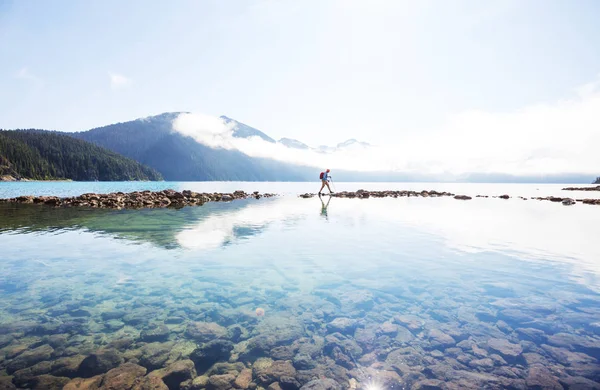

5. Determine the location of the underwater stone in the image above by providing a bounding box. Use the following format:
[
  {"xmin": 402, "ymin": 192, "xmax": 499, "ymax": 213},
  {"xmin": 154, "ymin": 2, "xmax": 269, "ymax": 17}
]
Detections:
[
  {"xmin": 299, "ymin": 378, "xmax": 341, "ymax": 390},
  {"xmin": 131, "ymin": 375, "xmax": 169, "ymax": 390},
  {"xmin": 63, "ymin": 375, "xmax": 104, "ymax": 390},
  {"xmin": 234, "ymin": 368, "xmax": 253, "ymax": 389},
  {"xmin": 487, "ymin": 338, "xmax": 523, "ymax": 361},
  {"xmin": 50, "ymin": 354, "xmax": 86, "ymax": 377},
  {"xmin": 139, "ymin": 342, "xmax": 174, "ymax": 371},
  {"xmin": 104, "ymin": 319, "xmax": 125, "ymax": 331},
  {"xmin": 150, "ymin": 359, "xmax": 196, "ymax": 390},
  {"xmin": 101, "ymin": 362, "xmax": 147, "ymax": 389},
  {"xmin": 208, "ymin": 373, "xmax": 236, "ymax": 390},
  {"xmin": 268, "ymin": 383, "xmax": 283, "ymax": 390},
  {"xmin": 190, "ymin": 339, "xmax": 234, "ymax": 374},
  {"xmin": 468, "ymin": 358, "xmax": 494, "ymax": 370},
  {"xmin": 27, "ymin": 374, "xmax": 70, "ymax": 390},
  {"xmin": 270, "ymin": 345, "xmax": 296, "ymax": 361},
  {"xmin": 78, "ymin": 348, "xmax": 124, "ymax": 377},
  {"xmin": 326, "ymin": 318, "xmax": 357, "ymax": 335},
  {"xmin": 541, "ymin": 344, "xmax": 597, "ymax": 366},
  {"xmin": 255, "ymin": 360, "xmax": 296, "ymax": 385},
  {"xmin": 292, "ymin": 354, "xmax": 316, "ymax": 370},
  {"xmin": 378, "ymin": 321, "xmax": 398, "ymax": 336},
  {"xmin": 0, "ymin": 335, "xmax": 14, "ymax": 348},
  {"xmin": 165, "ymin": 316, "xmax": 185, "ymax": 325},
  {"xmin": 12, "ymin": 361, "xmax": 53, "ymax": 387},
  {"xmin": 427, "ymin": 329, "xmax": 456, "ymax": 349},
  {"xmin": 185, "ymin": 322, "xmax": 228, "ymax": 342},
  {"xmin": 412, "ymin": 379, "xmax": 444, "ymax": 390},
  {"xmin": 6, "ymin": 344, "xmax": 54, "ymax": 374},
  {"xmin": 0, "ymin": 377, "xmax": 17, "ymax": 390},
  {"xmin": 525, "ymin": 364, "xmax": 562, "ymax": 390},
  {"xmin": 101, "ymin": 310, "xmax": 127, "ymax": 321},
  {"xmin": 140, "ymin": 324, "xmax": 170, "ymax": 342}
]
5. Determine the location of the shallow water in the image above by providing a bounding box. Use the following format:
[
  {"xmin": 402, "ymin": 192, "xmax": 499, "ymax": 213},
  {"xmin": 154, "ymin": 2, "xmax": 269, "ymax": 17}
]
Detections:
[{"xmin": 0, "ymin": 191, "xmax": 599, "ymax": 389}]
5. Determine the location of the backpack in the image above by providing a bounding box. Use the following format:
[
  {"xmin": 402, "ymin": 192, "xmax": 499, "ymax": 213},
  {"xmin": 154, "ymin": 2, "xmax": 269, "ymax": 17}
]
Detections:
[{"xmin": 319, "ymin": 172, "xmax": 324, "ymax": 179}]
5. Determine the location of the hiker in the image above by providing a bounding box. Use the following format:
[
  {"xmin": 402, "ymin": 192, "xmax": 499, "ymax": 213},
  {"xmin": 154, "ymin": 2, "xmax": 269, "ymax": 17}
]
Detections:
[{"xmin": 319, "ymin": 169, "xmax": 333, "ymax": 195}]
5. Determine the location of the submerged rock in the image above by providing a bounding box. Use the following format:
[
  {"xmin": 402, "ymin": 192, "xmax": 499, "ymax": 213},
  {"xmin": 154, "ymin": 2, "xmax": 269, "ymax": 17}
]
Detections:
[
  {"xmin": 27, "ymin": 374, "xmax": 70, "ymax": 390},
  {"xmin": 234, "ymin": 368, "xmax": 253, "ymax": 389},
  {"xmin": 185, "ymin": 322, "xmax": 228, "ymax": 342},
  {"xmin": 77, "ymin": 349, "xmax": 124, "ymax": 378},
  {"xmin": 189, "ymin": 339, "xmax": 234, "ymax": 373},
  {"xmin": 208, "ymin": 373, "xmax": 236, "ymax": 390},
  {"xmin": 140, "ymin": 324, "xmax": 170, "ymax": 343},
  {"xmin": 255, "ymin": 360, "xmax": 296, "ymax": 385},
  {"xmin": 487, "ymin": 338, "xmax": 522, "ymax": 361},
  {"xmin": 150, "ymin": 359, "xmax": 196, "ymax": 390},
  {"xmin": 299, "ymin": 378, "xmax": 341, "ymax": 390},
  {"xmin": 101, "ymin": 362, "xmax": 147, "ymax": 389},
  {"xmin": 6, "ymin": 344, "xmax": 54, "ymax": 374}
]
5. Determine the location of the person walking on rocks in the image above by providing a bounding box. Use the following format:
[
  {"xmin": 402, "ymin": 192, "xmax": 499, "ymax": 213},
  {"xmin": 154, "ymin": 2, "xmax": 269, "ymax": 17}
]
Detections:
[{"xmin": 319, "ymin": 169, "xmax": 333, "ymax": 195}]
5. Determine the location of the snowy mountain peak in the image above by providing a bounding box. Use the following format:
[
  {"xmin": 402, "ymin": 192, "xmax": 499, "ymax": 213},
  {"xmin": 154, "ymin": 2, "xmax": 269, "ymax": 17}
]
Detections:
[{"xmin": 278, "ymin": 138, "xmax": 309, "ymax": 149}]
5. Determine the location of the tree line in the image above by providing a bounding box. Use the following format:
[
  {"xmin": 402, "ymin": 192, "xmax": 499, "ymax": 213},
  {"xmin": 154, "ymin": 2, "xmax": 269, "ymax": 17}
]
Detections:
[{"xmin": 0, "ymin": 130, "xmax": 162, "ymax": 181}]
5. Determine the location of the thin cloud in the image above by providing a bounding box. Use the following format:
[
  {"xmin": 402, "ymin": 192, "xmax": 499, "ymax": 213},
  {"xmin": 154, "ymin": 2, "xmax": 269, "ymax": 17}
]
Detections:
[
  {"xmin": 109, "ymin": 72, "xmax": 132, "ymax": 89},
  {"xmin": 15, "ymin": 67, "xmax": 38, "ymax": 81},
  {"xmin": 172, "ymin": 74, "xmax": 600, "ymax": 177}
]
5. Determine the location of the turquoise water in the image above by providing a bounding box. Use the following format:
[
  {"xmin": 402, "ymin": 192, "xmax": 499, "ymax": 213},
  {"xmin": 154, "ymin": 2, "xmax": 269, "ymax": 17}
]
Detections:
[{"xmin": 0, "ymin": 184, "xmax": 600, "ymax": 389}]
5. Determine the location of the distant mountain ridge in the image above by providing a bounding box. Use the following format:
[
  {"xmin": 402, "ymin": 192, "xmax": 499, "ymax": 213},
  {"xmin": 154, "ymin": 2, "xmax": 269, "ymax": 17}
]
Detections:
[
  {"xmin": 0, "ymin": 130, "xmax": 162, "ymax": 181},
  {"xmin": 4, "ymin": 112, "xmax": 594, "ymax": 183},
  {"xmin": 594, "ymin": 177, "xmax": 600, "ymax": 184},
  {"xmin": 72, "ymin": 113, "xmax": 313, "ymax": 181}
]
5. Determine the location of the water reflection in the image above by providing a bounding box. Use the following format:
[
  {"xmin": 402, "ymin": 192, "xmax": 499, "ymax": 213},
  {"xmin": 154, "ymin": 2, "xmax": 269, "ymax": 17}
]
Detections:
[{"xmin": 0, "ymin": 197, "xmax": 599, "ymax": 388}]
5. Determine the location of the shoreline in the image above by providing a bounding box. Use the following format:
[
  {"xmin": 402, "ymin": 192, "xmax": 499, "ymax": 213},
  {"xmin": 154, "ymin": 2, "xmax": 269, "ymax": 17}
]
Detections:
[
  {"xmin": 0, "ymin": 190, "xmax": 276, "ymax": 209},
  {"xmin": 1, "ymin": 188, "xmax": 599, "ymax": 209}
]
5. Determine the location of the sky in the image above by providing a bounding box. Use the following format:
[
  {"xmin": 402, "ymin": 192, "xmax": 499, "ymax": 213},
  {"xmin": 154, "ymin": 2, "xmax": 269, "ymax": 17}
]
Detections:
[{"xmin": 1, "ymin": 0, "xmax": 600, "ymax": 175}]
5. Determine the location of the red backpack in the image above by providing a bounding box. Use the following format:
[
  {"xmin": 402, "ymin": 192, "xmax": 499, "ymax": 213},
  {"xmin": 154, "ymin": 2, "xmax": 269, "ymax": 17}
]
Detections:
[{"xmin": 319, "ymin": 172, "xmax": 324, "ymax": 179}]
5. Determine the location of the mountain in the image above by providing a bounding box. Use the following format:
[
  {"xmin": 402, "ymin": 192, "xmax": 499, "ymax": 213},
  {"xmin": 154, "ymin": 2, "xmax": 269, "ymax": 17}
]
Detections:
[
  {"xmin": 278, "ymin": 138, "xmax": 309, "ymax": 150},
  {"xmin": 594, "ymin": 177, "xmax": 600, "ymax": 184},
  {"xmin": 0, "ymin": 130, "xmax": 162, "ymax": 181},
  {"xmin": 220, "ymin": 116, "xmax": 276, "ymax": 143},
  {"xmin": 336, "ymin": 139, "xmax": 371, "ymax": 149},
  {"xmin": 73, "ymin": 113, "xmax": 312, "ymax": 181}
]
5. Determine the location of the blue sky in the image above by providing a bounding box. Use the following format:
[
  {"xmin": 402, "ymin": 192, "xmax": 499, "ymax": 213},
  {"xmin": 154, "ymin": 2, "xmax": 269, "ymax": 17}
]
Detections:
[{"xmin": 2, "ymin": 0, "xmax": 600, "ymax": 152}]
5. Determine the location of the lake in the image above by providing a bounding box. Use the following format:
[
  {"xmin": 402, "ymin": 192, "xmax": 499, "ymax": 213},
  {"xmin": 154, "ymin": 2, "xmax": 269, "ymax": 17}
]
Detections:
[{"xmin": 0, "ymin": 182, "xmax": 599, "ymax": 389}]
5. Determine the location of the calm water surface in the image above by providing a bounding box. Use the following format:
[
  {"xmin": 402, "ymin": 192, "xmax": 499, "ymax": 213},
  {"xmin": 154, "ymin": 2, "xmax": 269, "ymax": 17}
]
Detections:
[{"xmin": 0, "ymin": 183, "xmax": 599, "ymax": 389}]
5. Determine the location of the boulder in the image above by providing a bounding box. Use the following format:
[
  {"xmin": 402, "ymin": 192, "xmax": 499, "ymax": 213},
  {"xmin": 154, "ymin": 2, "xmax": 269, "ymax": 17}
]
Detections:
[
  {"xmin": 526, "ymin": 364, "xmax": 562, "ymax": 390},
  {"xmin": 326, "ymin": 318, "xmax": 357, "ymax": 335},
  {"xmin": 78, "ymin": 348, "xmax": 124, "ymax": 377},
  {"xmin": 189, "ymin": 339, "xmax": 234, "ymax": 373},
  {"xmin": 427, "ymin": 329, "xmax": 456, "ymax": 349},
  {"xmin": 101, "ymin": 363, "xmax": 147, "ymax": 389},
  {"xmin": 299, "ymin": 379, "xmax": 341, "ymax": 390},
  {"xmin": 139, "ymin": 342, "xmax": 174, "ymax": 371},
  {"xmin": 185, "ymin": 322, "xmax": 227, "ymax": 342},
  {"xmin": 487, "ymin": 338, "xmax": 522, "ymax": 361},
  {"xmin": 234, "ymin": 368, "xmax": 253, "ymax": 389},
  {"xmin": 27, "ymin": 375, "xmax": 70, "ymax": 390},
  {"xmin": 132, "ymin": 375, "xmax": 169, "ymax": 390},
  {"xmin": 453, "ymin": 195, "xmax": 472, "ymax": 200},
  {"xmin": 6, "ymin": 344, "xmax": 54, "ymax": 374},
  {"xmin": 151, "ymin": 359, "xmax": 196, "ymax": 390},
  {"xmin": 63, "ymin": 375, "xmax": 104, "ymax": 390},
  {"xmin": 208, "ymin": 373, "xmax": 235, "ymax": 390},
  {"xmin": 255, "ymin": 360, "xmax": 296, "ymax": 385},
  {"xmin": 140, "ymin": 325, "xmax": 170, "ymax": 343}
]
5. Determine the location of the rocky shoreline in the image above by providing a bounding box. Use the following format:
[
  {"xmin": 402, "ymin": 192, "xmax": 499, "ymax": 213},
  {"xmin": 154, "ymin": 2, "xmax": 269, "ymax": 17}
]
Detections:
[
  {"xmin": 0, "ymin": 190, "xmax": 276, "ymax": 209},
  {"xmin": 1, "ymin": 188, "xmax": 600, "ymax": 209},
  {"xmin": 562, "ymin": 185, "xmax": 600, "ymax": 191},
  {"xmin": 298, "ymin": 190, "xmax": 600, "ymax": 206}
]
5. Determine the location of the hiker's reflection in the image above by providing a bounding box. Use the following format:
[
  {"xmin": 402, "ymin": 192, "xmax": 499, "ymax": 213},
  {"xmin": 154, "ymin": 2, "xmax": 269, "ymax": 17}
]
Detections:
[{"xmin": 319, "ymin": 194, "xmax": 331, "ymax": 219}]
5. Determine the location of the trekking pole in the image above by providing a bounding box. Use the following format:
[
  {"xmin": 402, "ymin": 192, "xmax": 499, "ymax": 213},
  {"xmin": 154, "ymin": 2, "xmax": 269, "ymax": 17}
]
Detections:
[{"xmin": 330, "ymin": 178, "xmax": 337, "ymax": 193}]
